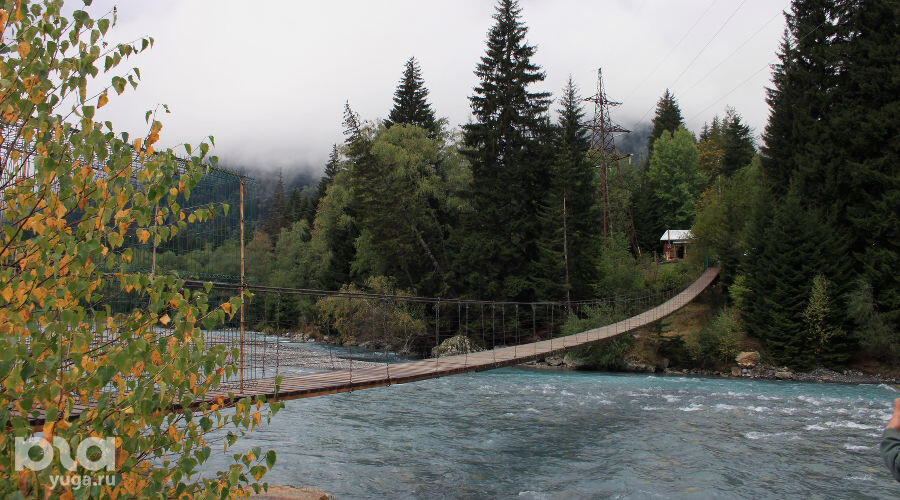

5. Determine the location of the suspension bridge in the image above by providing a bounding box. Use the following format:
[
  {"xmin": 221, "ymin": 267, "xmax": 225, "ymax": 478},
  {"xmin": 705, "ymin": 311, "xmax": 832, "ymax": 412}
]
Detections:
[{"xmin": 204, "ymin": 266, "xmax": 719, "ymax": 406}]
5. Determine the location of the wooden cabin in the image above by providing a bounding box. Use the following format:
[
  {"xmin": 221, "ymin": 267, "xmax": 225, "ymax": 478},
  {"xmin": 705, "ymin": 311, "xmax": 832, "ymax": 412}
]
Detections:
[{"xmin": 660, "ymin": 229, "xmax": 693, "ymax": 261}]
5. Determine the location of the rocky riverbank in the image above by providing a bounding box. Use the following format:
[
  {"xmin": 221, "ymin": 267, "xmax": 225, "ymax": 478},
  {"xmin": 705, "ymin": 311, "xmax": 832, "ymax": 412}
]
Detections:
[{"xmin": 524, "ymin": 353, "xmax": 900, "ymax": 386}]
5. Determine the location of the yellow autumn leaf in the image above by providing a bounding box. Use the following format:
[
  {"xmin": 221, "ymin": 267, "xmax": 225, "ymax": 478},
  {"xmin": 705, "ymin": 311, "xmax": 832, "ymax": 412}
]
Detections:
[
  {"xmin": 98, "ymin": 93, "xmax": 108, "ymax": 108},
  {"xmin": 220, "ymin": 302, "xmax": 231, "ymax": 315},
  {"xmin": 150, "ymin": 350, "xmax": 161, "ymax": 366},
  {"xmin": 159, "ymin": 313, "xmax": 170, "ymax": 325},
  {"xmin": 0, "ymin": 286, "xmax": 12, "ymax": 303},
  {"xmin": 17, "ymin": 41, "xmax": 29, "ymax": 58},
  {"xmin": 251, "ymin": 467, "xmax": 265, "ymax": 481},
  {"xmin": 169, "ymin": 187, "xmax": 177, "ymax": 197},
  {"xmin": 137, "ymin": 229, "xmax": 150, "ymax": 243}
]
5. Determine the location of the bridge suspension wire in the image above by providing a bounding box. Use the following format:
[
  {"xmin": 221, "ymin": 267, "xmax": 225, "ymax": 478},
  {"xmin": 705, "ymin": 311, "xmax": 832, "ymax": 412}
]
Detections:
[{"xmin": 35, "ymin": 266, "xmax": 716, "ymax": 428}]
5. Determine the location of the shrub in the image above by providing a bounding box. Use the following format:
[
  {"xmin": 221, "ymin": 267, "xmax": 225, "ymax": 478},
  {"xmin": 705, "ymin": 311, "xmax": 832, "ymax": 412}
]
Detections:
[
  {"xmin": 685, "ymin": 308, "xmax": 744, "ymax": 367},
  {"xmin": 0, "ymin": 2, "xmax": 280, "ymax": 496}
]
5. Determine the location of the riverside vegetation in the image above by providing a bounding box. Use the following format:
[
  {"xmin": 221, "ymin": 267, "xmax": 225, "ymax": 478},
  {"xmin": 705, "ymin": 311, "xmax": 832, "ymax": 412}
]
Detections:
[{"xmin": 186, "ymin": 0, "xmax": 895, "ymax": 378}]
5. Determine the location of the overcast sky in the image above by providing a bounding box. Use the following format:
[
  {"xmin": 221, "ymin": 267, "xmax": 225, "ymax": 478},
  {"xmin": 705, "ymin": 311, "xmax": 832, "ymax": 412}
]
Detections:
[{"xmin": 91, "ymin": 0, "xmax": 791, "ymax": 175}]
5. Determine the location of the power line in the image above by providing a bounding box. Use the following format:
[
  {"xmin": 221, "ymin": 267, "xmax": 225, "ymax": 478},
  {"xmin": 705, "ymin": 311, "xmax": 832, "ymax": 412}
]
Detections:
[
  {"xmin": 668, "ymin": 0, "xmax": 749, "ymax": 90},
  {"xmin": 687, "ymin": 16, "xmax": 830, "ymax": 123},
  {"xmin": 633, "ymin": 0, "xmax": 748, "ymax": 126},
  {"xmin": 680, "ymin": 10, "xmax": 782, "ymax": 96},
  {"xmin": 622, "ymin": 0, "xmax": 720, "ymax": 104}
]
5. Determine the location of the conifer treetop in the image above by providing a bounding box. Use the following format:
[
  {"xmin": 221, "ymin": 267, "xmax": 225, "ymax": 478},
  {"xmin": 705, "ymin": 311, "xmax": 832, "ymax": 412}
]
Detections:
[{"xmin": 385, "ymin": 56, "xmax": 438, "ymax": 134}]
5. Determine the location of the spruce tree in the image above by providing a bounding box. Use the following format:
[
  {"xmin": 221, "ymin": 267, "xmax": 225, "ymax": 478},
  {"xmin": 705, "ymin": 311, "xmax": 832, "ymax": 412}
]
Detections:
[
  {"xmin": 384, "ymin": 57, "xmax": 438, "ymax": 135},
  {"xmin": 648, "ymin": 89, "xmax": 684, "ymax": 154},
  {"xmin": 742, "ymin": 190, "xmax": 854, "ymax": 369},
  {"xmin": 454, "ymin": 0, "xmax": 552, "ymax": 300},
  {"xmin": 720, "ymin": 107, "xmax": 755, "ymax": 177},
  {"xmin": 262, "ymin": 172, "xmax": 288, "ymax": 240},
  {"xmin": 829, "ymin": 0, "xmax": 900, "ymax": 332},
  {"xmin": 759, "ymin": 0, "xmax": 899, "ymax": 339},
  {"xmin": 316, "ymin": 144, "xmax": 341, "ymax": 202},
  {"xmin": 537, "ymin": 77, "xmax": 597, "ymax": 301}
]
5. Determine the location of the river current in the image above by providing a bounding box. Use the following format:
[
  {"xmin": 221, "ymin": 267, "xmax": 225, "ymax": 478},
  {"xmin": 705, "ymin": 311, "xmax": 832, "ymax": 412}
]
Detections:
[{"xmin": 206, "ymin": 367, "xmax": 899, "ymax": 498}]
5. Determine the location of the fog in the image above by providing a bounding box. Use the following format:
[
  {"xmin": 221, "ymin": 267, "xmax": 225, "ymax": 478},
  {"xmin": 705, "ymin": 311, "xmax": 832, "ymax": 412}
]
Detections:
[{"xmin": 88, "ymin": 0, "xmax": 790, "ymax": 177}]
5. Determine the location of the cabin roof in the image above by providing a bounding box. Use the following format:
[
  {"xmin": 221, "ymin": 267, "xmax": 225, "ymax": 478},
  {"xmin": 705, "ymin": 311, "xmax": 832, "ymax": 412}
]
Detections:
[{"xmin": 660, "ymin": 229, "xmax": 694, "ymax": 242}]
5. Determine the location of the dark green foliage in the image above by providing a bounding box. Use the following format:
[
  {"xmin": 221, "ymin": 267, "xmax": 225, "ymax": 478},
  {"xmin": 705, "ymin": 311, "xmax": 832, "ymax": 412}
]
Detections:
[
  {"xmin": 847, "ymin": 279, "xmax": 898, "ymax": 362},
  {"xmin": 691, "ymin": 160, "xmax": 762, "ymax": 285},
  {"xmin": 454, "ymin": 0, "xmax": 552, "ymax": 300},
  {"xmin": 645, "ymin": 126, "xmax": 704, "ymax": 232},
  {"xmin": 581, "ymin": 337, "xmax": 632, "ymax": 371},
  {"xmin": 261, "ymin": 173, "xmax": 289, "ymax": 239},
  {"xmin": 720, "ymin": 109, "xmax": 755, "ymax": 177},
  {"xmin": 561, "ymin": 304, "xmax": 632, "ymax": 370},
  {"xmin": 648, "ymin": 89, "xmax": 684, "ymax": 154},
  {"xmin": 755, "ymin": 0, "xmax": 899, "ymax": 363},
  {"xmin": 699, "ymin": 107, "xmax": 755, "ymax": 180},
  {"xmin": 685, "ymin": 308, "xmax": 744, "ymax": 368},
  {"xmin": 314, "ymin": 144, "xmax": 341, "ymax": 213},
  {"xmin": 742, "ymin": 191, "xmax": 853, "ymax": 369},
  {"xmin": 384, "ymin": 57, "xmax": 438, "ymax": 135},
  {"xmin": 658, "ymin": 334, "xmax": 691, "ymax": 368},
  {"xmin": 537, "ymin": 77, "xmax": 598, "ymax": 301}
]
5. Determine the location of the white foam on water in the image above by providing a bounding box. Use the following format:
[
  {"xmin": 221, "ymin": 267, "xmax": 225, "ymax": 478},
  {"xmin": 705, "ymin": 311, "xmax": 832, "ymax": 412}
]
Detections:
[
  {"xmin": 641, "ymin": 406, "xmax": 663, "ymax": 411},
  {"xmin": 797, "ymin": 395, "xmax": 847, "ymax": 406},
  {"xmin": 744, "ymin": 431, "xmax": 801, "ymax": 441},
  {"xmin": 663, "ymin": 394, "xmax": 681, "ymax": 403},
  {"xmin": 712, "ymin": 404, "xmax": 738, "ymax": 411},
  {"xmin": 842, "ymin": 444, "xmax": 872, "ymax": 451},
  {"xmin": 525, "ymin": 408, "xmax": 541, "ymax": 413},
  {"xmin": 710, "ymin": 391, "xmax": 753, "ymax": 398},
  {"xmin": 679, "ymin": 404, "xmax": 704, "ymax": 412},
  {"xmin": 560, "ymin": 390, "xmax": 575, "ymax": 396},
  {"xmin": 827, "ymin": 421, "xmax": 881, "ymax": 430},
  {"xmin": 845, "ymin": 474, "xmax": 875, "ymax": 482},
  {"xmin": 877, "ymin": 384, "xmax": 898, "ymax": 393},
  {"xmin": 518, "ymin": 491, "xmax": 551, "ymax": 499},
  {"xmin": 805, "ymin": 424, "xmax": 828, "ymax": 431},
  {"xmin": 747, "ymin": 406, "xmax": 772, "ymax": 413}
]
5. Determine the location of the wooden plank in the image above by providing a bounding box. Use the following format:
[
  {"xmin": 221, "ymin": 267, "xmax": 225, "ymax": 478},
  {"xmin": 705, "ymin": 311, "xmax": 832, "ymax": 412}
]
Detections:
[{"xmin": 26, "ymin": 268, "xmax": 718, "ymax": 426}]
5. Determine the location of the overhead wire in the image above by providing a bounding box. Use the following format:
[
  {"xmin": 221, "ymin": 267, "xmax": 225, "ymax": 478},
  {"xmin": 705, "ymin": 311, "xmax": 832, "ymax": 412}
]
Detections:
[
  {"xmin": 680, "ymin": 10, "xmax": 782, "ymax": 96},
  {"xmin": 633, "ymin": 0, "xmax": 749, "ymax": 126},
  {"xmin": 686, "ymin": 15, "xmax": 830, "ymax": 123},
  {"xmin": 621, "ymin": 0, "xmax": 720, "ymax": 104}
]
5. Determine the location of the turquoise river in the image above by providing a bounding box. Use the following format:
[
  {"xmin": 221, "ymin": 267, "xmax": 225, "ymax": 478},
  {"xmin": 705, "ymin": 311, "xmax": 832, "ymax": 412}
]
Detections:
[{"xmin": 205, "ymin": 367, "xmax": 899, "ymax": 498}]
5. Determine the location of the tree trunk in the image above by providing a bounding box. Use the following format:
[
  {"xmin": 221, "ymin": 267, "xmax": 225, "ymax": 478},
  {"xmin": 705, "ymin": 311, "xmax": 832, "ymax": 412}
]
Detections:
[{"xmin": 562, "ymin": 192, "xmax": 571, "ymax": 304}]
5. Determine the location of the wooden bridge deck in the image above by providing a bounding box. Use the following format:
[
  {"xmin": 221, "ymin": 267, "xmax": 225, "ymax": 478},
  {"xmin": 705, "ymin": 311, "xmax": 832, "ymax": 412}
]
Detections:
[{"xmin": 208, "ymin": 267, "xmax": 720, "ymax": 405}]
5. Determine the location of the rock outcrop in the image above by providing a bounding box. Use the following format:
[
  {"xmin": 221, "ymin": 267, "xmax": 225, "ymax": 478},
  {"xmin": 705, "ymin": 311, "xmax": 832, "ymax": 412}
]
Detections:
[
  {"xmin": 431, "ymin": 335, "xmax": 483, "ymax": 357},
  {"xmin": 736, "ymin": 351, "xmax": 760, "ymax": 368}
]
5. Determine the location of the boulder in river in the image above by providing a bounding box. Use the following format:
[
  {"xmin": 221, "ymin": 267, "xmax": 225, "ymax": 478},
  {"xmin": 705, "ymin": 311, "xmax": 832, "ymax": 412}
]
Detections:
[
  {"xmin": 431, "ymin": 335, "xmax": 483, "ymax": 357},
  {"xmin": 775, "ymin": 370, "xmax": 794, "ymax": 380},
  {"xmin": 544, "ymin": 355, "xmax": 565, "ymax": 367},
  {"xmin": 736, "ymin": 351, "xmax": 761, "ymax": 367}
]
